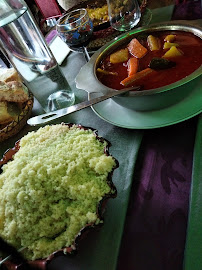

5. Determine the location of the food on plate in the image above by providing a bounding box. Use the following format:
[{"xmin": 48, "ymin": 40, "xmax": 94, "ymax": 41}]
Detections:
[
  {"xmin": 164, "ymin": 34, "xmax": 176, "ymax": 42},
  {"xmin": 0, "ymin": 67, "xmax": 22, "ymax": 83},
  {"xmin": 0, "ymin": 124, "xmax": 118, "ymax": 260},
  {"xmin": 121, "ymin": 67, "xmax": 155, "ymax": 87},
  {"xmin": 0, "ymin": 68, "xmax": 29, "ymax": 126},
  {"xmin": 86, "ymin": 4, "xmax": 109, "ymax": 26},
  {"xmin": 110, "ymin": 48, "xmax": 129, "ymax": 64},
  {"xmin": 96, "ymin": 31, "xmax": 202, "ymax": 90},
  {"xmin": 147, "ymin": 35, "xmax": 161, "ymax": 51},
  {"xmin": 0, "ymin": 81, "xmax": 29, "ymax": 103},
  {"xmin": 97, "ymin": 68, "xmax": 118, "ymax": 76},
  {"xmin": 128, "ymin": 57, "xmax": 139, "ymax": 76},
  {"xmin": 128, "ymin": 38, "xmax": 148, "ymax": 58},
  {"xmin": 66, "ymin": 0, "xmax": 110, "ymax": 27},
  {"xmin": 163, "ymin": 42, "xmax": 179, "ymax": 49},
  {"xmin": 148, "ymin": 58, "xmax": 176, "ymax": 70},
  {"xmin": 0, "ymin": 101, "xmax": 21, "ymax": 125},
  {"xmin": 63, "ymin": 0, "xmax": 144, "ymax": 28},
  {"xmin": 162, "ymin": 45, "xmax": 183, "ymax": 58}
]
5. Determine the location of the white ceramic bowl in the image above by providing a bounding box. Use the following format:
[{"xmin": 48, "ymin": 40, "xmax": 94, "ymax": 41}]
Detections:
[{"xmin": 76, "ymin": 21, "xmax": 202, "ymax": 111}]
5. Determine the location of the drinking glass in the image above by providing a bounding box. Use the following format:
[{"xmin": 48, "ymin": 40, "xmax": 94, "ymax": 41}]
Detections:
[
  {"xmin": 56, "ymin": 8, "xmax": 93, "ymax": 61},
  {"xmin": 0, "ymin": 0, "xmax": 75, "ymax": 112},
  {"xmin": 107, "ymin": 0, "xmax": 141, "ymax": 31}
]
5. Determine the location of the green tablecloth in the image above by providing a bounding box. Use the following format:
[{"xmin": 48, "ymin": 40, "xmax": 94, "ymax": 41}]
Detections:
[{"xmin": 0, "ymin": 52, "xmax": 143, "ymax": 270}]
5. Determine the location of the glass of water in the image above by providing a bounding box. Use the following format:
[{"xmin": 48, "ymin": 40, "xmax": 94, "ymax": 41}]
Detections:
[
  {"xmin": 107, "ymin": 0, "xmax": 141, "ymax": 32},
  {"xmin": 0, "ymin": 0, "xmax": 75, "ymax": 112}
]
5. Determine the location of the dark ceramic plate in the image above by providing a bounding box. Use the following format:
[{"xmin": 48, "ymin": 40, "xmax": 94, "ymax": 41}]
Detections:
[
  {"xmin": 67, "ymin": 0, "xmax": 148, "ymax": 32},
  {"xmin": 0, "ymin": 123, "xmax": 118, "ymax": 270},
  {"xmin": 67, "ymin": 0, "xmax": 110, "ymax": 31}
]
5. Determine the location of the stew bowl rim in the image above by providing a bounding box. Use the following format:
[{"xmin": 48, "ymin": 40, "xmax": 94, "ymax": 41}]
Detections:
[{"xmin": 76, "ymin": 20, "xmax": 202, "ymax": 97}]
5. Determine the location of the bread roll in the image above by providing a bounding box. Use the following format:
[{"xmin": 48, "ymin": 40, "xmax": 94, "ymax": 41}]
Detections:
[
  {"xmin": 0, "ymin": 81, "xmax": 29, "ymax": 103},
  {"xmin": 0, "ymin": 67, "xmax": 22, "ymax": 83},
  {"xmin": 0, "ymin": 101, "xmax": 20, "ymax": 125}
]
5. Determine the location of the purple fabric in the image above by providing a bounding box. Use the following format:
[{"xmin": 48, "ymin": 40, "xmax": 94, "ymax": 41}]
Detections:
[
  {"xmin": 117, "ymin": 3, "xmax": 201, "ymax": 269},
  {"xmin": 117, "ymin": 117, "xmax": 198, "ymax": 270},
  {"xmin": 46, "ymin": 30, "xmax": 57, "ymax": 44},
  {"xmin": 172, "ymin": 1, "xmax": 202, "ymax": 20}
]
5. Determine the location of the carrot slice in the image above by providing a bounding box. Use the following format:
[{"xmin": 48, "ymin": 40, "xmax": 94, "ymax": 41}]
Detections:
[
  {"xmin": 128, "ymin": 57, "xmax": 139, "ymax": 76},
  {"xmin": 121, "ymin": 68, "xmax": 154, "ymax": 87},
  {"xmin": 128, "ymin": 38, "xmax": 148, "ymax": 58}
]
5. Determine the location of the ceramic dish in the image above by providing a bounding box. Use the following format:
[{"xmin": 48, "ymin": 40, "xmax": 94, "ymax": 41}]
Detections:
[
  {"xmin": 67, "ymin": 0, "xmax": 110, "ymax": 31},
  {"xmin": 0, "ymin": 93, "xmax": 33, "ymax": 142},
  {"xmin": 86, "ymin": 7, "xmax": 152, "ymax": 52},
  {"xmin": 88, "ymin": 77, "xmax": 202, "ymax": 129},
  {"xmin": 67, "ymin": 0, "xmax": 148, "ymax": 31},
  {"xmin": 76, "ymin": 20, "xmax": 202, "ymax": 111},
  {"xmin": 0, "ymin": 123, "xmax": 118, "ymax": 270},
  {"xmin": 66, "ymin": 2, "xmax": 152, "ymax": 52}
]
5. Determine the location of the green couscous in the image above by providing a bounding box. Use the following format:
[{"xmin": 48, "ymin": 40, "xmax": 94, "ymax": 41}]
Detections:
[{"xmin": 0, "ymin": 124, "xmax": 117, "ymax": 260}]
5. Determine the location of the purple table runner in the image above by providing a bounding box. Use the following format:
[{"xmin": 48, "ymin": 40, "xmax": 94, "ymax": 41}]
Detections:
[
  {"xmin": 117, "ymin": 117, "xmax": 199, "ymax": 270},
  {"xmin": 117, "ymin": 1, "xmax": 201, "ymax": 269},
  {"xmin": 172, "ymin": 1, "xmax": 202, "ymax": 20}
]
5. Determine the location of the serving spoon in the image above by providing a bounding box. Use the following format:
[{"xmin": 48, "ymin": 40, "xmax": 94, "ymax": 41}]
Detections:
[{"xmin": 27, "ymin": 86, "xmax": 140, "ymax": 126}]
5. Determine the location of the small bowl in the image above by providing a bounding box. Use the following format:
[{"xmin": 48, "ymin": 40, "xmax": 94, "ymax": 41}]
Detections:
[{"xmin": 76, "ymin": 21, "xmax": 202, "ymax": 111}]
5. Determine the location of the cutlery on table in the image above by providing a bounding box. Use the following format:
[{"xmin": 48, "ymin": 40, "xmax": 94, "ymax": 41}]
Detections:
[{"xmin": 27, "ymin": 86, "xmax": 140, "ymax": 126}]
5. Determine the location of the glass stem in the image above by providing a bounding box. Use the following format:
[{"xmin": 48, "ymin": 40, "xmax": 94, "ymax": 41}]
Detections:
[{"xmin": 82, "ymin": 46, "xmax": 90, "ymax": 62}]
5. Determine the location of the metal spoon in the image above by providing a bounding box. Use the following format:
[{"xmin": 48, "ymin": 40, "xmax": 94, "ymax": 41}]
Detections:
[{"xmin": 27, "ymin": 86, "xmax": 140, "ymax": 126}]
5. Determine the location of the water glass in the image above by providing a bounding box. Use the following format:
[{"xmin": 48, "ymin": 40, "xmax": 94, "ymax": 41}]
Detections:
[
  {"xmin": 107, "ymin": 0, "xmax": 141, "ymax": 31},
  {"xmin": 0, "ymin": 0, "xmax": 75, "ymax": 112}
]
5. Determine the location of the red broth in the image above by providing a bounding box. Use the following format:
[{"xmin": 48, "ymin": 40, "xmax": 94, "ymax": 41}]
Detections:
[{"xmin": 96, "ymin": 31, "xmax": 202, "ymax": 90}]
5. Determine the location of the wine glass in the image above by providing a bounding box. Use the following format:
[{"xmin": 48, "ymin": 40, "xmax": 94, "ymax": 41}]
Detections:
[
  {"xmin": 106, "ymin": 0, "xmax": 141, "ymax": 32},
  {"xmin": 56, "ymin": 8, "xmax": 93, "ymax": 61}
]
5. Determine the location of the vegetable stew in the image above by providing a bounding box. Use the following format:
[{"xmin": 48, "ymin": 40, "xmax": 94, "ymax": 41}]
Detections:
[{"xmin": 96, "ymin": 31, "xmax": 202, "ymax": 90}]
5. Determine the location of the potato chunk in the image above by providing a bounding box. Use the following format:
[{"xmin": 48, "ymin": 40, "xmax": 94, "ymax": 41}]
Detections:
[
  {"xmin": 109, "ymin": 48, "xmax": 129, "ymax": 64},
  {"xmin": 163, "ymin": 42, "xmax": 179, "ymax": 49},
  {"xmin": 163, "ymin": 46, "xmax": 183, "ymax": 58},
  {"xmin": 147, "ymin": 35, "xmax": 161, "ymax": 51},
  {"xmin": 164, "ymin": 34, "xmax": 176, "ymax": 42}
]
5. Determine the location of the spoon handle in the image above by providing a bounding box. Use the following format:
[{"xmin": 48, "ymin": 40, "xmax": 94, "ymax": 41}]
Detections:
[{"xmin": 27, "ymin": 86, "xmax": 140, "ymax": 126}]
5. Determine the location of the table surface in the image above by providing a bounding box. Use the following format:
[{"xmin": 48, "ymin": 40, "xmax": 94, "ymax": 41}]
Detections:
[{"xmin": 0, "ymin": 1, "xmax": 202, "ymax": 270}]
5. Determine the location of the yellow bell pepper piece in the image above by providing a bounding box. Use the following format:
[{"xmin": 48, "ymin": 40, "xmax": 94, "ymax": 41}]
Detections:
[
  {"xmin": 110, "ymin": 48, "xmax": 129, "ymax": 64},
  {"xmin": 147, "ymin": 35, "xmax": 161, "ymax": 51},
  {"xmin": 97, "ymin": 68, "xmax": 118, "ymax": 76},
  {"xmin": 163, "ymin": 42, "xmax": 179, "ymax": 49},
  {"xmin": 163, "ymin": 46, "xmax": 183, "ymax": 58},
  {"xmin": 164, "ymin": 34, "xmax": 176, "ymax": 42}
]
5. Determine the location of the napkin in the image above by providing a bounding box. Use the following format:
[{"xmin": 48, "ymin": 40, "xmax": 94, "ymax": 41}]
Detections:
[
  {"xmin": 46, "ymin": 30, "xmax": 71, "ymax": 65},
  {"xmin": 48, "ymin": 34, "xmax": 71, "ymax": 65}
]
